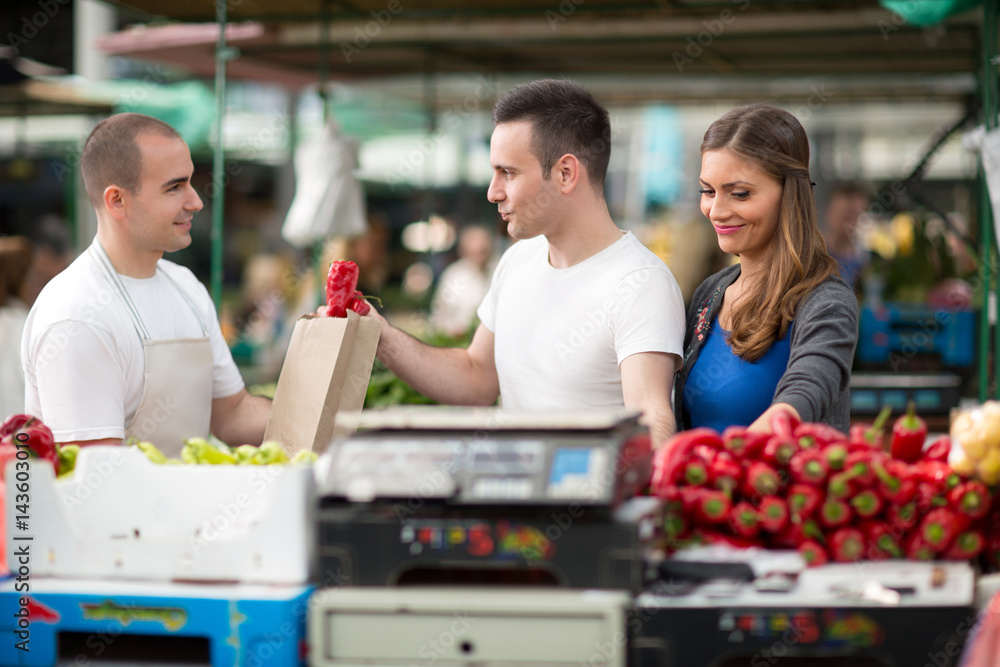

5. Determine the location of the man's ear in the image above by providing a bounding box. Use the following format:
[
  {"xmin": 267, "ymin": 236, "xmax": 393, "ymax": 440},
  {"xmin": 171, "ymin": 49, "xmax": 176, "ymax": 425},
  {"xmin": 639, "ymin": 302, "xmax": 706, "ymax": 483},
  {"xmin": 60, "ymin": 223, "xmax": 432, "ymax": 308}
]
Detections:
[
  {"xmin": 555, "ymin": 154, "xmax": 582, "ymax": 194},
  {"xmin": 103, "ymin": 185, "xmax": 128, "ymax": 221}
]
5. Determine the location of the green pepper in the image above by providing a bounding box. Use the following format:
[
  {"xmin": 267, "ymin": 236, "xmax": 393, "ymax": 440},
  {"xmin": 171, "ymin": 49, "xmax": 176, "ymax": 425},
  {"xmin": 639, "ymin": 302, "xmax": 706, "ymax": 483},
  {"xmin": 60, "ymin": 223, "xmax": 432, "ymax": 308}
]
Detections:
[
  {"xmin": 136, "ymin": 440, "xmax": 168, "ymax": 464},
  {"xmin": 182, "ymin": 437, "xmax": 237, "ymax": 465},
  {"xmin": 234, "ymin": 444, "xmax": 259, "ymax": 465},
  {"xmin": 252, "ymin": 441, "xmax": 289, "ymax": 465},
  {"xmin": 290, "ymin": 450, "xmax": 318, "ymax": 465},
  {"xmin": 57, "ymin": 444, "xmax": 80, "ymax": 477}
]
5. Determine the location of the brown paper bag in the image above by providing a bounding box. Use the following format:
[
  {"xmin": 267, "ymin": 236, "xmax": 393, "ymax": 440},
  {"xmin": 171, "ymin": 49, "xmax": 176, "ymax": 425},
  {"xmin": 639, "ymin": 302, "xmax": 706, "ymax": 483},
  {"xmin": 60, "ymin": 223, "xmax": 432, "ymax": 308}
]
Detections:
[{"xmin": 263, "ymin": 310, "xmax": 382, "ymax": 454}]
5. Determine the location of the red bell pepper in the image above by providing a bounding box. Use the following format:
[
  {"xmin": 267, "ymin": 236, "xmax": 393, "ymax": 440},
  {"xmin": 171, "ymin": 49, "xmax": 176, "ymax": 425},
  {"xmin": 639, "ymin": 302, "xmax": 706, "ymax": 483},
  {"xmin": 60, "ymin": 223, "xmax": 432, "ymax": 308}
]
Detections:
[
  {"xmin": 919, "ymin": 507, "xmax": 966, "ymax": 553},
  {"xmin": 849, "ymin": 489, "xmax": 884, "ymax": 519},
  {"xmin": 794, "ymin": 423, "xmax": 848, "ymax": 449},
  {"xmin": 651, "ymin": 427, "xmax": 723, "ymax": 493},
  {"xmin": 741, "ymin": 461, "xmax": 781, "ymax": 499},
  {"xmin": 0, "ymin": 414, "xmax": 34, "ymax": 439},
  {"xmin": 348, "ymin": 290, "xmax": 371, "ymax": 316},
  {"xmin": 943, "ymin": 530, "xmax": 986, "ymax": 561},
  {"xmin": 829, "ymin": 527, "xmax": 866, "ymax": 563},
  {"xmin": 787, "ymin": 483, "xmax": 823, "ymax": 519},
  {"xmin": 798, "ymin": 540, "xmax": 829, "ymax": 567},
  {"xmin": 871, "ymin": 458, "xmax": 918, "ymax": 504},
  {"xmin": 922, "ymin": 436, "xmax": 951, "ymax": 463},
  {"xmin": 819, "ymin": 497, "xmax": 853, "ymax": 529},
  {"xmin": 890, "ymin": 400, "xmax": 927, "ymax": 463},
  {"xmin": 888, "ymin": 500, "xmax": 919, "ymax": 532},
  {"xmin": 681, "ymin": 458, "xmax": 711, "ymax": 487},
  {"xmin": 721, "ymin": 426, "xmax": 769, "ymax": 460},
  {"xmin": 789, "ymin": 449, "xmax": 829, "ymax": 486},
  {"xmin": 693, "ymin": 489, "xmax": 733, "ymax": 525},
  {"xmin": 772, "ymin": 517, "xmax": 823, "ymax": 548},
  {"xmin": 821, "ymin": 443, "xmax": 849, "ymax": 472},
  {"xmin": 326, "ymin": 260, "xmax": 361, "ymax": 318},
  {"xmin": 905, "ymin": 532, "xmax": 937, "ymax": 561},
  {"xmin": 728, "ymin": 500, "xmax": 760, "ymax": 538},
  {"xmin": 912, "ymin": 460, "xmax": 961, "ymax": 491},
  {"xmin": 948, "ymin": 481, "xmax": 991, "ymax": 520},
  {"xmin": 770, "ymin": 410, "xmax": 800, "ymax": 441},
  {"xmin": 841, "ymin": 449, "xmax": 880, "ymax": 487},
  {"xmin": 710, "ymin": 455, "xmax": 744, "ymax": 495},
  {"xmin": 859, "ymin": 519, "xmax": 903, "ymax": 560},
  {"xmin": 848, "ymin": 405, "xmax": 892, "ymax": 451},
  {"xmin": 757, "ymin": 496, "xmax": 790, "ymax": 533},
  {"xmin": 1, "ymin": 415, "xmax": 57, "ymax": 468},
  {"xmin": 692, "ymin": 529, "xmax": 762, "ymax": 550},
  {"xmin": 763, "ymin": 434, "xmax": 799, "ymax": 467},
  {"xmin": 826, "ymin": 471, "xmax": 858, "ymax": 500}
]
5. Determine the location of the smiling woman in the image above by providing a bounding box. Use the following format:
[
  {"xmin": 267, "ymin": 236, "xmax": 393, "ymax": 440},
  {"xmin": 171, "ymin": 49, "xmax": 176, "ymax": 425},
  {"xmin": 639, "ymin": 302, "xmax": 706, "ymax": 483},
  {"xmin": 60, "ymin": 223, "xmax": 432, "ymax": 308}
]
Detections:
[{"xmin": 674, "ymin": 103, "xmax": 859, "ymax": 435}]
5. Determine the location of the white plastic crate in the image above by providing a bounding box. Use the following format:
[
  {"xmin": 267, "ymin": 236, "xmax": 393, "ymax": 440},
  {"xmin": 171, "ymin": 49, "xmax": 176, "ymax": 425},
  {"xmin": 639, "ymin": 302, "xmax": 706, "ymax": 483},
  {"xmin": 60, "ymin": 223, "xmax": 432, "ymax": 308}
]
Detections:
[{"xmin": 5, "ymin": 445, "xmax": 315, "ymax": 584}]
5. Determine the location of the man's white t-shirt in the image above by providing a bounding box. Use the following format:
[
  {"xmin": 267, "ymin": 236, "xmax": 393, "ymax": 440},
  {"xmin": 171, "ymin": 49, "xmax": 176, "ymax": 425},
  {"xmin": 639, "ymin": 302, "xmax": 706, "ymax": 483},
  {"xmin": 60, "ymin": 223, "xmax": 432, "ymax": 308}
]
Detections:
[
  {"xmin": 21, "ymin": 241, "xmax": 244, "ymax": 443},
  {"xmin": 477, "ymin": 231, "xmax": 685, "ymax": 410}
]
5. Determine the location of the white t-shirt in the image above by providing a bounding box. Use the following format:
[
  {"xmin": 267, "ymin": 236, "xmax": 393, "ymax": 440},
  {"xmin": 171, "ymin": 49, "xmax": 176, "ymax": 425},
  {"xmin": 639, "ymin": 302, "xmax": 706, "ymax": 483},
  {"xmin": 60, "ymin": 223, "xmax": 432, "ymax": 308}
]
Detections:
[
  {"xmin": 21, "ymin": 241, "xmax": 244, "ymax": 443},
  {"xmin": 477, "ymin": 232, "xmax": 685, "ymax": 410}
]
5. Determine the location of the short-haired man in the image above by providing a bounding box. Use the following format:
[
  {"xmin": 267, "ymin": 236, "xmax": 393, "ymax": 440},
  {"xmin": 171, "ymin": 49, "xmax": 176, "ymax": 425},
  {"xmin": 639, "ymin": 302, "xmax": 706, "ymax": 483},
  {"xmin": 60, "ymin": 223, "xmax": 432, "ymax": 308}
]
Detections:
[
  {"xmin": 21, "ymin": 113, "xmax": 270, "ymax": 455},
  {"xmin": 373, "ymin": 79, "xmax": 685, "ymax": 443}
]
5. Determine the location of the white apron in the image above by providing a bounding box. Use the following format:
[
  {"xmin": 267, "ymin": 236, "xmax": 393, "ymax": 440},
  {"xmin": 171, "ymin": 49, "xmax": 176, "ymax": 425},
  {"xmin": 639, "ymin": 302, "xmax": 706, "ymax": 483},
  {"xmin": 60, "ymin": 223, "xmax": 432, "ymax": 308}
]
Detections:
[{"xmin": 90, "ymin": 243, "xmax": 213, "ymax": 458}]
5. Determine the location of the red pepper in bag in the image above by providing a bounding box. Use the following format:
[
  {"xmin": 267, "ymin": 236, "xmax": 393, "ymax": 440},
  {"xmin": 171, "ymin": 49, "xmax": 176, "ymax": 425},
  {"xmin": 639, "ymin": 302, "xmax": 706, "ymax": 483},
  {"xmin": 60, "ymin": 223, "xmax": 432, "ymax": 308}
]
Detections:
[
  {"xmin": 948, "ymin": 481, "xmax": 991, "ymax": 520},
  {"xmin": 348, "ymin": 290, "xmax": 371, "ymax": 316},
  {"xmin": 789, "ymin": 449, "xmax": 829, "ymax": 486},
  {"xmin": 829, "ymin": 527, "xmax": 866, "ymax": 562},
  {"xmin": 890, "ymin": 401, "xmax": 927, "ymax": 463},
  {"xmin": 922, "ymin": 436, "xmax": 951, "ymax": 463},
  {"xmin": 325, "ymin": 261, "xmax": 361, "ymax": 318}
]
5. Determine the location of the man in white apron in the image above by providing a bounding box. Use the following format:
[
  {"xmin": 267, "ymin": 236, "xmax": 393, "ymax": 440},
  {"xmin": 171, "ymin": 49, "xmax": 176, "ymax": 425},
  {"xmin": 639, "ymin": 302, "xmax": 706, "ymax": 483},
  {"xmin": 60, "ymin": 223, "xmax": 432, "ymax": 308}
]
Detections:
[{"xmin": 21, "ymin": 113, "xmax": 271, "ymax": 457}]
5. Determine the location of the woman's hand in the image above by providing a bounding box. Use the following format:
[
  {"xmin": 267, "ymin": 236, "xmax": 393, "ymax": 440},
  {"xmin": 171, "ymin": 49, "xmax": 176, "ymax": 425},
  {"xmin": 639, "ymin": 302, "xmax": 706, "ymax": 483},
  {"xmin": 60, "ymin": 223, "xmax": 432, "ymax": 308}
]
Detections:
[{"xmin": 747, "ymin": 403, "xmax": 801, "ymax": 434}]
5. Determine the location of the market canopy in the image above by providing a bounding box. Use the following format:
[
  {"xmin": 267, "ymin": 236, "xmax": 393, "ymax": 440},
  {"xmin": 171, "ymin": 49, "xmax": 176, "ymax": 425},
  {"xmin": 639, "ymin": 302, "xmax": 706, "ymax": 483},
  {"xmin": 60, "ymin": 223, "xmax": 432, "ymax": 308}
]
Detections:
[{"xmin": 96, "ymin": 0, "xmax": 984, "ymax": 104}]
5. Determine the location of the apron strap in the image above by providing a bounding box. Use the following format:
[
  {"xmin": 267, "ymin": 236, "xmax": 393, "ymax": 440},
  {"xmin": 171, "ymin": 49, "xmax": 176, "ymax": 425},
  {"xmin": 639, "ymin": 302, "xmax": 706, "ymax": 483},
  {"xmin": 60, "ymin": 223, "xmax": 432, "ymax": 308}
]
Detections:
[
  {"xmin": 90, "ymin": 242, "xmax": 151, "ymax": 340},
  {"xmin": 90, "ymin": 240, "xmax": 210, "ymax": 339}
]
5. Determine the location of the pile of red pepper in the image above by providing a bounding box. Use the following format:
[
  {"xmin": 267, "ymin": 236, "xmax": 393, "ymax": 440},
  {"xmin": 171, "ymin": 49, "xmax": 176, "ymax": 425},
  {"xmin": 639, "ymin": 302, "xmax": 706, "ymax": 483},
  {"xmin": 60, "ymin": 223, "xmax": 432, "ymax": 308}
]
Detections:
[
  {"xmin": 0, "ymin": 413, "xmax": 58, "ymax": 477},
  {"xmin": 651, "ymin": 406, "xmax": 999, "ymax": 568}
]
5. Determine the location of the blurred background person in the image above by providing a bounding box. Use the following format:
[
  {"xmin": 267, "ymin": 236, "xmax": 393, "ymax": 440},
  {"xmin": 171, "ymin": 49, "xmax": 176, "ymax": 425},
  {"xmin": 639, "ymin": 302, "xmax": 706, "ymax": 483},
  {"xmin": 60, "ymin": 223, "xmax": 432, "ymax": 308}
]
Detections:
[
  {"xmin": 0, "ymin": 236, "xmax": 33, "ymax": 419},
  {"xmin": 822, "ymin": 181, "xmax": 871, "ymax": 291},
  {"xmin": 428, "ymin": 224, "xmax": 496, "ymax": 338},
  {"xmin": 20, "ymin": 215, "xmax": 73, "ymax": 309}
]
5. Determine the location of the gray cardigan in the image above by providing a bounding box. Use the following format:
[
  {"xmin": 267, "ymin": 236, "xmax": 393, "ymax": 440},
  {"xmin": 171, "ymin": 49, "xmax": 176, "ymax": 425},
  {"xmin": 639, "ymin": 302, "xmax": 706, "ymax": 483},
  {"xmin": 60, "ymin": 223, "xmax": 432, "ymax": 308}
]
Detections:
[{"xmin": 674, "ymin": 264, "xmax": 859, "ymax": 433}]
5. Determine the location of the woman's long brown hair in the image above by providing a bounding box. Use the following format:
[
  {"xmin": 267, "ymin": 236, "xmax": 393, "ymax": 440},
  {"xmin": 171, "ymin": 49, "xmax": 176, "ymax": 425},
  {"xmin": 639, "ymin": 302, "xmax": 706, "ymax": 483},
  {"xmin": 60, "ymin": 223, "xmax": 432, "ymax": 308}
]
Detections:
[{"xmin": 701, "ymin": 103, "xmax": 839, "ymax": 362}]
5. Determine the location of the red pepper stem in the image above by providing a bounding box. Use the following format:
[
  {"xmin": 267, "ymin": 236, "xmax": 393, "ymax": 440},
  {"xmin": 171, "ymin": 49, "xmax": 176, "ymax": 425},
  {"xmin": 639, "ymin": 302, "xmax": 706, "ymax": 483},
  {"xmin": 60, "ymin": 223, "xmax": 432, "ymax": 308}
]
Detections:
[{"xmin": 871, "ymin": 405, "xmax": 892, "ymax": 433}]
